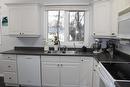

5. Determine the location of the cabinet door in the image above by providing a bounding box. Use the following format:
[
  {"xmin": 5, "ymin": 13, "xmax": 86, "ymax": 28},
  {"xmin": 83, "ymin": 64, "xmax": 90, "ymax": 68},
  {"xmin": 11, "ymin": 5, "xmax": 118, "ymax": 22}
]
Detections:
[
  {"xmin": 80, "ymin": 57, "xmax": 93, "ymax": 87},
  {"xmin": 17, "ymin": 55, "xmax": 41, "ymax": 86},
  {"xmin": 93, "ymin": 59, "xmax": 100, "ymax": 87},
  {"xmin": 42, "ymin": 62, "xmax": 60, "ymax": 87},
  {"xmin": 8, "ymin": 5, "xmax": 40, "ymax": 36},
  {"xmin": 61, "ymin": 63, "xmax": 80, "ymax": 87},
  {"xmin": 8, "ymin": 6, "xmax": 21, "ymax": 35},
  {"xmin": 93, "ymin": 0, "xmax": 112, "ymax": 36},
  {"xmin": 4, "ymin": 72, "xmax": 17, "ymax": 84},
  {"xmin": 0, "ymin": 61, "xmax": 6, "ymax": 74},
  {"xmin": 20, "ymin": 5, "xmax": 40, "ymax": 35}
]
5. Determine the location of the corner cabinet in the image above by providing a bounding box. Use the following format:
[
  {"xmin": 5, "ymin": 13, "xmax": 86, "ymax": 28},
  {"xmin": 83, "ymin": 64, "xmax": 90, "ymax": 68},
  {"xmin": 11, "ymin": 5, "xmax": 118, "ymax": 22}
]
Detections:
[
  {"xmin": 6, "ymin": 4, "xmax": 41, "ymax": 37},
  {"xmin": 93, "ymin": 0, "xmax": 117, "ymax": 37}
]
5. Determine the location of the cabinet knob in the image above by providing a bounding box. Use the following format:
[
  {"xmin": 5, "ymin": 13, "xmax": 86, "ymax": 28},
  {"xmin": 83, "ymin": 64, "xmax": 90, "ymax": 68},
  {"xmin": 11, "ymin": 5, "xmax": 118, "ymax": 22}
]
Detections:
[
  {"xmin": 20, "ymin": 33, "xmax": 21, "ymax": 35},
  {"xmin": 57, "ymin": 64, "xmax": 60, "ymax": 66},
  {"xmin": 95, "ymin": 65, "xmax": 98, "ymax": 67},
  {"xmin": 112, "ymin": 33, "xmax": 115, "ymax": 35},
  {"xmin": 9, "ymin": 77, "xmax": 12, "ymax": 79},
  {"xmin": 81, "ymin": 59, "xmax": 89, "ymax": 62},
  {"xmin": 93, "ymin": 33, "xmax": 96, "ymax": 35},
  {"xmin": 61, "ymin": 64, "xmax": 63, "ymax": 66},
  {"xmin": 8, "ymin": 65, "xmax": 11, "ymax": 68},
  {"xmin": 8, "ymin": 57, "xmax": 11, "ymax": 58}
]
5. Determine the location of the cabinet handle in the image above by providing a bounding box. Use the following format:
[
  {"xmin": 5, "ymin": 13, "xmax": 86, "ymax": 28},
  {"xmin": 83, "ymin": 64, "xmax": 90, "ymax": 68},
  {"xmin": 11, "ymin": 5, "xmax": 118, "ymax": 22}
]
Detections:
[
  {"xmin": 81, "ymin": 59, "xmax": 89, "ymax": 62},
  {"xmin": 8, "ymin": 57, "xmax": 11, "ymax": 59},
  {"xmin": 25, "ymin": 58, "xmax": 32, "ymax": 59},
  {"xmin": 93, "ymin": 69, "xmax": 96, "ymax": 71},
  {"xmin": 61, "ymin": 64, "xmax": 63, "ymax": 66},
  {"xmin": 57, "ymin": 64, "xmax": 60, "ymax": 66},
  {"xmin": 22, "ymin": 33, "xmax": 24, "ymax": 35},
  {"xmin": 20, "ymin": 33, "xmax": 21, "ymax": 35},
  {"xmin": 93, "ymin": 33, "xmax": 96, "ymax": 35},
  {"xmin": 9, "ymin": 77, "xmax": 12, "ymax": 79},
  {"xmin": 8, "ymin": 65, "xmax": 11, "ymax": 68}
]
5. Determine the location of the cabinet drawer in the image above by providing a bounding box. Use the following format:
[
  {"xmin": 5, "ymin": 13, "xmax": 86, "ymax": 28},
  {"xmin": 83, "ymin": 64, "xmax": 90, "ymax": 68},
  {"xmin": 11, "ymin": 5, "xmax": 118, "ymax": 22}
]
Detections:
[
  {"xmin": 41, "ymin": 56, "xmax": 59, "ymax": 62},
  {"xmin": 4, "ymin": 72, "xmax": 17, "ymax": 84},
  {"xmin": 60, "ymin": 56, "xmax": 81, "ymax": 63},
  {"xmin": 81, "ymin": 57, "xmax": 93, "ymax": 62},
  {"xmin": 2, "ymin": 61, "xmax": 16, "ymax": 72},
  {"xmin": 1, "ymin": 55, "xmax": 16, "ymax": 61}
]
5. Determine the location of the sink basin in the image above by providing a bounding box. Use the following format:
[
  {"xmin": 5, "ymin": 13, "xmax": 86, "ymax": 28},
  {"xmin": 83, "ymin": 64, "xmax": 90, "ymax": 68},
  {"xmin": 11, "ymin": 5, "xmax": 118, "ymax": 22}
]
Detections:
[
  {"xmin": 62, "ymin": 51, "xmax": 77, "ymax": 54},
  {"xmin": 46, "ymin": 50, "xmax": 77, "ymax": 54},
  {"xmin": 102, "ymin": 62, "xmax": 130, "ymax": 80}
]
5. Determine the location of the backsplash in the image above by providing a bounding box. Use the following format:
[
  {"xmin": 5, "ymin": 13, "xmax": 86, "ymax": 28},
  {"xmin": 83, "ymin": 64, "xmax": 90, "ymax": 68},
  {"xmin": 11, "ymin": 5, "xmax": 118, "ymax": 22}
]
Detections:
[{"xmin": 0, "ymin": 0, "xmax": 94, "ymax": 52}]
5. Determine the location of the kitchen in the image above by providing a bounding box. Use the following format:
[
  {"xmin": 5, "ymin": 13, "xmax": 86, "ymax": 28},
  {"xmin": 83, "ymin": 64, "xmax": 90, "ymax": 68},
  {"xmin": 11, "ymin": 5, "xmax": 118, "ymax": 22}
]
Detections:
[{"xmin": 0, "ymin": 0, "xmax": 130, "ymax": 87}]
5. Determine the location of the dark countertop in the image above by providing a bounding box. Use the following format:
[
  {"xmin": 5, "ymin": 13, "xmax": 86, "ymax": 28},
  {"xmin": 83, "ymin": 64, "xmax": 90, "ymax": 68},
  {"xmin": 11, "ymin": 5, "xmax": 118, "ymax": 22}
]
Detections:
[
  {"xmin": 0, "ymin": 49, "xmax": 93, "ymax": 57},
  {"xmin": 94, "ymin": 51, "xmax": 130, "ymax": 63}
]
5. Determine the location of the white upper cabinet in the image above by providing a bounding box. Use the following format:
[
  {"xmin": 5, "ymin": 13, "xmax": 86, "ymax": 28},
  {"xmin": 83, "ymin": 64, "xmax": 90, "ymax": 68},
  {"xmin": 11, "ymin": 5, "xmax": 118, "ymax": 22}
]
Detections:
[
  {"xmin": 7, "ymin": 4, "xmax": 41, "ymax": 37},
  {"xmin": 93, "ymin": 0, "xmax": 115, "ymax": 37}
]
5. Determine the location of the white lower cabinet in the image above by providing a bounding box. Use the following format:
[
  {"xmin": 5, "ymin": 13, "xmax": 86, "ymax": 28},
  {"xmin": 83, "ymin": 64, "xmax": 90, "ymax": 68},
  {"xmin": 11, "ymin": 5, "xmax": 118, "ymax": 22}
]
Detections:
[
  {"xmin": 41, "ymin": 56, "xmax": 93, "ymax": 87},
  {"xmin": 0, "ymin": 54, "xmax": 17, "ymax": 86},
  {"xmin": 61, "ymin": 63, "xmax": 80, "ymax": 87},
  {"xmin": 92, "ymin": 59, "xmax": 100, "ymax": 87},
  {"xmin": 1, "ymin": 54, "xmax": 94, "ymax": 87},
  {"xmin": 42, "ymin": 62, "xmax": 60, "ymax": 87},
  {"xmin": 80, "ymin": 57, "xmax": 93, "ymax": 87},
  {"xmin": 17, "ymin": 55, "xmax": 41, "ymax": 86},
  {"xmin": 3, "ymin": 72, "xmax": 17, "ymax": 84}
]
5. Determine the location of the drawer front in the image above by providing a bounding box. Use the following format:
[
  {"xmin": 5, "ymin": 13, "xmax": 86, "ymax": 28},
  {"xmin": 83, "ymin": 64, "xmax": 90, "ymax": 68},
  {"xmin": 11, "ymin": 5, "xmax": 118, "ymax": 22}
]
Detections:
[
  {"xmin": 4, "ymin": 72, "xmax": 17, "ymax": 84},
  {"xmin": 41, "ymin": 56, "xmax": 59, "ymax": 62},
  {"xmin": 1, "ymin": 55, "xmax": 16, "ymax": 61},
  {"xmin": 81, "ymin": 57, "xmax": 93, "ymax": 62},
  {"xmin": 60, "ymin": 56, "xmax": 81, "ymax": 63},
  {"xmin": 3, "ymin": 61, "xmax": 16, "ymax": 72}
]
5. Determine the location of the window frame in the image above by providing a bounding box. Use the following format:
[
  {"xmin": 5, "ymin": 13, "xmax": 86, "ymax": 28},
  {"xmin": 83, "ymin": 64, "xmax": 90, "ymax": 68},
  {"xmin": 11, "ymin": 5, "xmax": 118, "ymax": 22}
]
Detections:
[{"xmin": 43, "ymin": 6, "xmax": 90, "ymax": 47}]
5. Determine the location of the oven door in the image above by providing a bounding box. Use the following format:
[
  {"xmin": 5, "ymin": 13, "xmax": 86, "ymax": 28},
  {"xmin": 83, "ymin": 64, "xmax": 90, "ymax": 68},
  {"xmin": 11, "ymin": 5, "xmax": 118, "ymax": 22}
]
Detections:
[{"xmin": 97, "ymin": 62, "xmax": 115, "ymax": 87}]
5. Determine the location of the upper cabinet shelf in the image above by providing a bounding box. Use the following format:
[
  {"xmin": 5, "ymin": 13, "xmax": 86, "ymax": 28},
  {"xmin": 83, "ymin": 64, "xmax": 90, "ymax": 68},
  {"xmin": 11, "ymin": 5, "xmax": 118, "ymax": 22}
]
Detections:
[{"xmin": 6, "ymin": 3, "xmax": 41, "ymax": 37}]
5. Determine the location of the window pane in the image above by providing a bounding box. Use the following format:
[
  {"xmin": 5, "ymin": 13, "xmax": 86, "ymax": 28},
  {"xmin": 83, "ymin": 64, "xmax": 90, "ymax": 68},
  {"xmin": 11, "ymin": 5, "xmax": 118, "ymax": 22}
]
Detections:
[
  {"xmin": 48, "ymin": 11, "xmax": 64, "ymax": 42},
  {"xmin": 69, "ymin": 11, "xmax": 85, "ymax": 41}
]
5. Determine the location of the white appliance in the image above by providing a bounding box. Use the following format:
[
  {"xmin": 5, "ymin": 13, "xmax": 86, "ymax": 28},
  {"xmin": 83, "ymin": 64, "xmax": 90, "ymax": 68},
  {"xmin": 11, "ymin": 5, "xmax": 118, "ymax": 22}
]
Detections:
[
  {"xmin": 96, "ymin": 62, "xmax": 115, "ymax": 87},
  {"xmin": 97, "ymin": 62, "xmax": 130, "ymax": 87},
  {"xmin": 118, "ymin": 7, "xmax": 130, "ymax": 39}
]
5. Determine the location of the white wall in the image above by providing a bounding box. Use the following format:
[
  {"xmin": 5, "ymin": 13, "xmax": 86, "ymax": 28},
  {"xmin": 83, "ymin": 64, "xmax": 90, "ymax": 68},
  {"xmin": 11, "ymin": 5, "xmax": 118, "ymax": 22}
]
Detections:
[
  {"xmin": 118, "ymin": 44, "xmax": 130, "ymax": 55},
  {"xmin": 0, "ymin": 0, "xmax": 93, "ymax": 52},
  {"xmin": 4, "ymin": 0, "xmax": 90, "ymax": 5}
]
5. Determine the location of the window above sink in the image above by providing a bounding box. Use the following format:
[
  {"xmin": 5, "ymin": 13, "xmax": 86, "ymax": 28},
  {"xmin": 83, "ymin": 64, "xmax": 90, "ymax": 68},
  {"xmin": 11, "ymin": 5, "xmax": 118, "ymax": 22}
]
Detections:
[{"xmin": 43, "ymin": 6, "xmax": 90, "ymax": 47}]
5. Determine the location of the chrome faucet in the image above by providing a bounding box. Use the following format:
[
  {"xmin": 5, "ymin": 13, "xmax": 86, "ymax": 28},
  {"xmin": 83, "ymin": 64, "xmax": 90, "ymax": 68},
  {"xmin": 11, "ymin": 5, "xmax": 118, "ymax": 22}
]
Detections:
[{"xmin": 73, "ymin": 43, "xmax": 76, "ymax": 52}]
